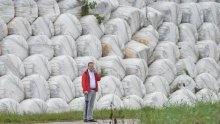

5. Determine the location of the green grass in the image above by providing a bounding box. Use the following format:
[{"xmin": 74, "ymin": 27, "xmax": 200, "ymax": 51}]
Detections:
[{"xmin": 0, "ymin": 102, "xmax": 219, "ymax": 124}]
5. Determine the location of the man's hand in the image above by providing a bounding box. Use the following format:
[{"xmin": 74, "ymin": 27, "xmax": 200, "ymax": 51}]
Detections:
[{"xmin": 83, "ymin": 91, "xmax": 88, "ymax": 94}]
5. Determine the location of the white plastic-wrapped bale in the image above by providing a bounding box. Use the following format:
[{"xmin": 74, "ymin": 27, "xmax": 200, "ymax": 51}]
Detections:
[
  {"xmin": 7, "ymin": 17, "xmax": 32, "ymax": 40},
  {"xmin": 111, "ymin": 6, "xmax": 145, "ymax": 34},
  {"xmin": 27, "ymin": 35, "xmax": 54, "ymax": 60},
  {"xmin": 156, "ymin": 0, "xmax": 180, "ymax": 2},
  {"xmin": 76, "ymin": 35, "xmax": 102, "ymax": 59},
  {"xmin": 168, "ymin": 88, "xmax": 196, "ymax": 106},
  {"xmin": 1, "ymin": 35, "xmax": 28, "ymax": 60},
  {"xmin": 14, "ymin": 0, "xmax": 38, "ymax": 23},
  {"xmin": 149, "ymin": 2, "xmax": 182, "ymax": 25},
  {"xmin": 146, "ymin": 7, "xmax": 163, "ymax": 29},
  {"xmin": 180, "ymin": 0, "xmax": 197, "ymax": 2},
  {"xmin": 20, "ymin": 98, "xmax": 47, "ymax": 114},
  {"xmin": 80, "ymin": 15, "xmax": 104, "ymax": 39},
  {"xmin": 0, "ymin": 18, "xmax": 7, "ymax": 41},
  {"xmin": 72, "ymin": 76, "xmax": 83, "ymax": 98},
  {"xmin": 0, "ymin": 54, "xmax": 25, "ymax": 79},
  {"xmin": 124, "ymin": 40, "xmax": 150, "ymax": 63},
  {"xmin": 176, "ymin": 58, "xmax": 197, "ymax": 78},
  {"xmin": 75, "ymin": 56, "xmax": 100, "ymax": 76},
  {"xmin": 37, "ymin": 0, "xmax": 60, "ymax": 22},
  {"xmin": 145, "ymin": 76, "xmax": 170, "ymax": 96},
  {"xmin": 58, "ymin": 0, "xmax": 83, "ymax": 19},
  {"xmin": 98, "ymin": 55, "xmax": 126, "ymax": 80},
  {"xmin": 195, "ymin": 73, "xmax": 219, "ymax": 93},
  {"xmin": 198, "ymin": 0, "xmax": 216, "ymax": 2},
  {"xmin": 180, "ymin": 3, "xmax": 203, "ymax": 29},
  {"xmin": 101, "ymin": 35, "xmax": 124, "ymax": 58},
  {"xmin": 171, "ymin": 75, "xmax": 196, "ymax": 93},
  {"xmin": 96, "ymin": 94, "xmax": 124, "ymax": 110},
  {"xmin": 123, "ymin": 95, "xmax": 144, "ymax": 109},
  {"xmin": 117, "ymin": 0, "xmax": 146, "ymax": 9},
  {"xmin": 199, "ymin": 2, "xmax": 220, "ymax": 27},
  {"xmin": 104, "ymin": 18, "xmax": 131, "ymax": 46},
  {"xmin": 0, "ymin": 98, "xmax": 23, "ymax": 114},
  {"xmin": 22, "ymin": 74, "xmax": 50, "ymax": 101},
  {"xmin": 196, "ymin": 88, "xmax": 219, "ymax": 103},
  {"xmin": 50, "ymin": 55, "xmax": 78, "ymax": 80},
  {"xmin": 144, "ymin": 0, "xmax": 156, "ymax": 5},
  {"xmin": 69, "ymin": 97, "xmax": 97, "ymax": 111},
  {"xmin": 106, "ymin": 0, "xmax": 119, "ymax": 11},
  {"xmin": 198, "ymin": 23, "xmax": 220, "ymax": 44},
  {"xmin": 98, "ymin": 76, "xmax": 124, "ymax": 98},
  {"xmin": 196, "ymin": 58, "xmax": 220, "ymax": 79},
  {"xmin": 0, "ymin": 0, "xmax": 14, "ymax": 23},
  {"xmin": 149, "ymin": 42, "xmax": 180, "ymax": 64},
  {"xmin": 23, "ymin": 54, "xmax": 51, "ymax": 79},
  {"xmin": 123, "ymin": 58, "xmax": 148, "ymax": 81},
  {"xmin": 178, "ymin": 42, "xmax": 199, "ymax": 63},
  {"xmin": 31, "ymin": 17, "xmax": 55, "ymax": 38},
  {"xmin": 0, "ymin": 74, "xmax": 24, "ymax": 102},
  {"xmin": 54, "ymin": 13, "xmax": 82, "ymax": 39},
  {"xmin": 51, "ymin": 35, "xmax": 77, "ymax": 58},
  {"xmin": 48, "ymin": 75, "xmax": 74, "ymax": 103},
  {"xmin": 148, "ymin": 59, "xmax": 176, "ymax": 84},
  {"xmin": 196, "ymin": 40, "xmax": 219, "ymax": 62},
  {"xmin": 158, "ymin": 22, "xmax": 179, "ymax": 43},
  {"xmin": 122, "ymin": 75, "xmax": 146, "ymax": 98},
  {"xmin": 143, "ymin": 92, "xmax": 168, "ymax": 108},
  {"xmin": 132, "ymin": 25, "xmax": 159, "ymax": 56},
  {"xmin": 88, "ymin": 0, "xmax": 112, "ymax": 21},
  {"xmin": 46, "ymin": 98, "xmax": 70, "ymax": 113},
  {"xmin": 179, "ymin": 23, "xmax": 198, "ymax": 43}
]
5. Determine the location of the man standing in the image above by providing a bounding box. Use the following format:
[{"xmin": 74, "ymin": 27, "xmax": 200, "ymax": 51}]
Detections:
[{"xmin": 82, "ymin": 62, "xmax": 101, "ymax": 122}]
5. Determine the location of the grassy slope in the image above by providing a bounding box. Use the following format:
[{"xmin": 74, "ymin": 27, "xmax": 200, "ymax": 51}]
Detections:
[{"xmin": 0, "ymin": 102, "xmax": 219, "ymax": 124}]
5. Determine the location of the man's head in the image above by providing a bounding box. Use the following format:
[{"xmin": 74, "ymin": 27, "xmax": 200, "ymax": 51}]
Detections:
[{"xmin": 88, "ymin": 62, "xmax": 94, "ymax": 71}]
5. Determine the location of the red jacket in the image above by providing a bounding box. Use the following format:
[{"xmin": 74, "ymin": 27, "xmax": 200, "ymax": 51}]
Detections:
[{"xmin": 82, "ymin": 69, "xmax": 101, "ymax": 92}]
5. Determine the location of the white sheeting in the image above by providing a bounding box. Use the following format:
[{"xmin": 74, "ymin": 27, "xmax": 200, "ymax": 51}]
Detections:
[
  {"xmin": 123, "ymin": 58, "xmax": 148, "ymax": 81},
  {"xmin": 118, "ymin": 0, "xmax": 146, "ymax": 8},
  {"xmin": 101, "ymin": 35, "xmax": 124, "ymax": 58},
  {"xmin": 0, "ymin": 74, "xmax": 24, "ymax": 102},
  {"xmin": 104, "ymin": 18, "xmax": 132, "ymax": 46},
  {"xmin": 7, "ymin": 17, "xmax": 32, "ymax": 40},
  {"xmin": 23, "ymin": 54, "xmax": 51, "ymax": 79},
  {"xmin": 51, "ymin": 35, "xmax": 77, "ymax": 58},
  {"xmin": 98, "ymin": 76, "xmax": 124, "ymax": 98},
  {"xmin": 158, "ymin": 22, "xmax": 179, "ymax": 43},
  {"xmin": 179, "ymin": 23, "xmax": 198, "ymax": 43},
  {"xmin": 111, "ymin": 6, "xmax": 145, "ymax": 34},
  {"xmin": 98, "ymin": 55, "xmax": 126, "ymax": 80},
  {"xmin": 80, "ymin": 15, "xmax": 104, "ymax": 39},
  {"xmin": 195, "ymin": 73, "xmax": 219, "ymax": 93},
  {"xmin": 1, "ymin": 35, "xmax": 28, "ymax": 60},
  {"xmin": 149, "ymin": 1, "xmax": 182, "ymax": 25},
  {"xmin": 46, "ymin": 98, "xmax": 70, "ymax": 113},
  {"xmin": 20, "ymin": 98, "xmax": 48, "ymax": 114},
  {"xmin": 145, "ymin": 76, "xmax": 170, "ymax": 96},
  {"xmin": 37, "ymin": 0, "xmax": 60, "ymax": 22},
  {"xmin": 143, "ymin": 92, "xmax": 168, "ymax": 108},
  {"xmin": 0, "ymin": 98, "xmax": 23, "ymax": 115},
  {"xmin": 48, "ymin": 75, "xmax": 74, "ymax": 103},
  {"xmin": 14, "ymin": 0, "xmax": 38, "ymax": 23},
  {"xmin": 123, "ymin": 95, "xmax": 144, "ymax": 109},
  {"xmin": 124, "ymin": 40, "xmax": 150, "ymax": 63},
  {"xmin": 96, "ymin": 94, "xmax": 124, "ymax": 110},
  {"xmin": 50, "ymin": 55, "xmax": 78, "ymax": 80},
  {"xmin": 31, "ymin": 17, "xmax": 55, "ymax": 38},
  {"xmin": 72, "ymin": 76, "xmax": 83, "ymax": 98},
  {"xmin": 76, "ymin": 35, "xmax": 102, "ymax": 59},
  {"xmin": 54, "ymin": 13, "xmax": 82, "ymax": 39},
  {"xmin": 196, "ymin": 57, "xmax": 220, "ymax": 79},
  {"xmin": 69, "ymin": 97, "xmax": 97, "ymax": 111},
  {"xmin": 0, "ymin": 54, "xmax": 25, "ymax": 79},
  {"xmin": 0, "ymin": 0, "xmax": 14, "ymax": 23},
  {"xmin": 178, "ymin": 42, "xmax": 199, "ymax": 63},
  {"xmin": 146, "ymin": 7, "xmax": 163, "ymax": 29},
  {"xmin": 196, "ymin": 88, "xmax": 219, "ymax": 103},
  {"xmin": 22, "ymin": 74, "xmax": 50, "ymax": 101},
  {"xmin": 180, "ymin": 3, "xmax": 203, "ymax": 29},
  {"xmin": 0, "ymin": 18, "xmax": 8, "ymax": 41},
  {"xmin": 75, "ymin": 56, "xmax": 100, "ymax": 76},
  {"xmin": 148, "ymin": 59, "xmax": 176, "ymax": 84},
  {"xmin": 27, "ymin": 35, "xmax": 54, "ymax": 60},
  {"xmin": 176, "ymin": 58, "xmax": 197, "ymax": 78},
  {"xmin": 122, "ymin": 75, "xmax": 146, "ymax": 98}
]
